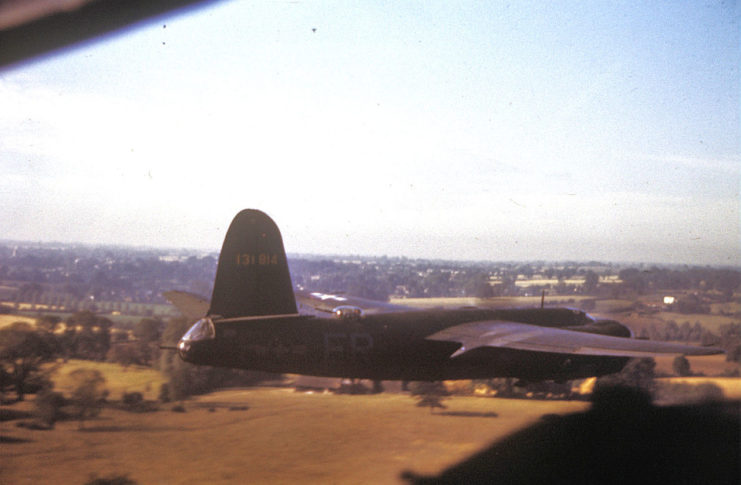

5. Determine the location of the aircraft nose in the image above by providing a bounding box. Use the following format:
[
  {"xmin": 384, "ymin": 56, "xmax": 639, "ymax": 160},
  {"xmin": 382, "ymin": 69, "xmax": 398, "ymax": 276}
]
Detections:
[
  {"xmin": 177, "ymin": 338, "xmax": 192, "ymax": 359},
  {"xmin": 177, "ymin": 317, "xmax": 215, "ymax": 361}
]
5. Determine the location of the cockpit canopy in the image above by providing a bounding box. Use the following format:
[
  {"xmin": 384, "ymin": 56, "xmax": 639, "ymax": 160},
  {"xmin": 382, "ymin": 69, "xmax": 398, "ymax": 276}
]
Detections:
[
  {"xmin": 178, "ymin": 317, "xmax": 215, "ymax": 359},
  {"xmin": 181, "ymin": 318, "xmax": 216, "ymax": 342}
]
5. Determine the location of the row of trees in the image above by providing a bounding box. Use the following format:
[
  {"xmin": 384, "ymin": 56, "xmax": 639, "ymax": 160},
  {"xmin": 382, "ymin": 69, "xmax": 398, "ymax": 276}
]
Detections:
[
  {"xmin": 619, "ymin": 267, "xmax": 740, "ymax": 300},
  {"xmin": 290, "ymin": 259, "xmax": 574, "ymax": 301},
  {"xmin": 6, "ymin": 241, "xmax": 738, "ymax": 306},
  {"xmin": 290, "ymin": 259, "xmax": 741, "ymax": 302}
]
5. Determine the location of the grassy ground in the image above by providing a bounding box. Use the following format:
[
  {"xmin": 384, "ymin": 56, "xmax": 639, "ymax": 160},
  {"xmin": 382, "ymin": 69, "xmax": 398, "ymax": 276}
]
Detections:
[
  {"xmin": 655, "ymin": 377, "xmax": 741, "ymax": 400},
  {"xmin": 653, "ymin": 354, "xmax": 739, "ymax": 379},
  {"xmin": 1, "ymin": 388, "xmax": 589, "ymax": 484},
  {"xmin": 3, "ymin": 352, "xmax": 738, "ymax": 484},
  {"xmin": 0, "ymin": 314, "xmax": 36, "ymax": 329},
  {"xmin": 48, "ymin": 360, "xmax": 167, "ymax": 402}
]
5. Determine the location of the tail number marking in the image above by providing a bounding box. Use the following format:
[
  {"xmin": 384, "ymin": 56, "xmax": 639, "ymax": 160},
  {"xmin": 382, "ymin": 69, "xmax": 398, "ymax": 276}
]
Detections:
[{"xmin": 236, "ymin": 253, "xmax": 279, "ymax": 266}]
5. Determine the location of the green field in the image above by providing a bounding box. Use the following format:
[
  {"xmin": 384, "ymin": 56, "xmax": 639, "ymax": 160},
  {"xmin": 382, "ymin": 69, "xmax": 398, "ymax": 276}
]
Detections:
[
  {"xmin": 1, "ymin": 387, "xmax": 589, "ymax": 484},
  {"xmin": 1, "ymin": 360, "xmax": 592, "ymax": 484},
  {"xmin": 0, "ymin": 314, "xmax": 36, "ymax": 329},
  {"xmin": 48, "ymin": 360, "xmax": 167, "ymax": 401},
  {"xmin": 655, "ymin": 377, "xmax": 741, "ymax": 400},
  {"xmin": 3, "ymin": 351, "xmax": 739, "ymax": 484},
  {"xmin": 653, "ymin": 354, "xmax": 739, "ymax": 379}
]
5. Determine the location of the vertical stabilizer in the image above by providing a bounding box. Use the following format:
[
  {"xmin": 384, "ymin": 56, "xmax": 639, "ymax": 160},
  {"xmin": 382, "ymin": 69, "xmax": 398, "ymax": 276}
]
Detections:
[{"xmin": 208, "ymin": 209, "xmax": 297, "ymax": 318}]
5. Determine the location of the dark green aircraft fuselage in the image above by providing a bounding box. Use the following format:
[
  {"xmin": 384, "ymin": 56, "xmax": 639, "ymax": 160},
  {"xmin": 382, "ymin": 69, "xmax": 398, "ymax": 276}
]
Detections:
[{"xmin": 180, "ymin": 307, "xmax": 629, "ymax": 382}]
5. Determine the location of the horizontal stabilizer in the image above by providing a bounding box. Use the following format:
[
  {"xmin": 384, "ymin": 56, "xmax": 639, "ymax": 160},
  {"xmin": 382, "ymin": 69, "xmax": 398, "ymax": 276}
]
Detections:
[
  {"xmin": 163, "ymin": 290, "xmax": 210, "ymax": 320},
  {"xmin": 295, "ymin": 290, "xmax": 415, "ymax": 314}
]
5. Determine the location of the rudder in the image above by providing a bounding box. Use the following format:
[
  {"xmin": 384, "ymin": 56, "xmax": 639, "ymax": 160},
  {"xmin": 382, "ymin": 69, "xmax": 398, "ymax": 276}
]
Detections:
[{"xmin": 208, "ymin": 209, "xmax": 297, "ymax": 318}]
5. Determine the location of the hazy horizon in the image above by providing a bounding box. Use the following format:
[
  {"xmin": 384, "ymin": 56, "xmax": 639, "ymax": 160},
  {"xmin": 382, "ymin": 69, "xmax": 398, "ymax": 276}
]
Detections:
[{"xmin": 2, "ymin": 237, "xmax": 738, "ymax": 269}]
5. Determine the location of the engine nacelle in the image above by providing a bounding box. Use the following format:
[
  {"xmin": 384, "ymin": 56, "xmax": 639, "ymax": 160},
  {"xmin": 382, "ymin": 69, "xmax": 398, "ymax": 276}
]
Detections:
[
  {"xmin": 582, "ymin": 319, "xmax": 634, "ymax": 338},
  {"xmin": 333, "ymin": 305, "xmax": 363, "ymax": 320}
]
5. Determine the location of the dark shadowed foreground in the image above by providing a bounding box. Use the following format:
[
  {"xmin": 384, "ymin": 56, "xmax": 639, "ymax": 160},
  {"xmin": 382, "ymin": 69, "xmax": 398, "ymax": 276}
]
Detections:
[{"xmin": 403, "ymin": 386, "xmax": 740, "ymax": 485}]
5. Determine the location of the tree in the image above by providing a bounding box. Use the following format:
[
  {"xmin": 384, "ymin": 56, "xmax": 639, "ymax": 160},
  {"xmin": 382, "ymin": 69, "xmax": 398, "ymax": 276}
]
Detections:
[
  {"xmin": 463, "ymin": 272, "xmax": 494, "ymax": 298},
  {"xmin": 410, "ymin": 381, "xmax": 450, "ymax": 414},
  {"xmin": 423, "ymin": 270, "xmax": 451, "ymax": 297},
  {"xmin": 69, "ymin": 368, "xmax": 107, "ymax": 429},
  {"xmin": 672, "ymin": 356, "xmax": 692, "ymax": 377},
  {"xmin": 34, "ymin": 388, "xmax": 66, "ymax": 428},
  {"xmin": 132, "ymin": 318, "xmax": 162, "ymax": 365},
  {"xmin": 65, "ymin": 311, "xmax": 113, "ymax": 361},
  {"xmin": 106, "ymin": 343, "xmax": 143, "ymax": 367},
  {"xmin": 715, "ymin": 269, "xmax": 741, "ymax": 301},
  {"xmin": 36, "ymin": 315, "xmax": 62, "ymax": 333},
  {"xmin": 584, "ymin": 271, "xmax": 599, "ymax": 293},
  {"xmin": 0, "ymin": 322, "xmax": 56, "ymax": 401},
  {"xmin": 618, "ymin": 268, "xmax": 646, "ymax": 295},
  {"xmin": 133, "ymin": 318, "xmax": 161, "ymax": 343},
  {"xmin": 595, "ymin": 358, "xmax": 656, "ymax": 397},
  {"xmin": 727, "ymin": 344, "xmax": 741, "ymax": 364}
]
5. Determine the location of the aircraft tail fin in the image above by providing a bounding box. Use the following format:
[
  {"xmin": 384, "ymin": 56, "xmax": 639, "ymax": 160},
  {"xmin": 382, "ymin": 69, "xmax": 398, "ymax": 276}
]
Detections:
[{"xmin": 208, "ymin": 209, "xmax": 297, "ymax": 318}]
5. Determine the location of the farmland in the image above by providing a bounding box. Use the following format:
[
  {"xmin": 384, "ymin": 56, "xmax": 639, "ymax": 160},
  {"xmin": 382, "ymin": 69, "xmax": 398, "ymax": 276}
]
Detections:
[
  {"xmin": 3, "ymin": 353, "xmax": 740, "ymax": 485},
  {"xmin": 2, "ymin": 385, "xmax": 589, "ymax": 484},
  {"xmin": 0, "ymin": 314, "xmax": 36, "ymax": 329},
  {"xmin": 48, "ymin": 360, "xmax": 167, "ymax": 402}
]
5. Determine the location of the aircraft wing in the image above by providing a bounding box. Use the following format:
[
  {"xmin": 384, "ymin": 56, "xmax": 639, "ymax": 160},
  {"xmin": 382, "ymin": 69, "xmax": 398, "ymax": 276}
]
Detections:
[
  {"xmin": 165, "ymin": 288, "xmax": 415, "ymax": 320},
  {"xmin": 295, "ymin": 290, "xmax": 415, "ymax": 315},
  {"xmin": 426, "ymin": 320, "xmax": 724, "ymax": 358},
  {"xmin": 1, "ymin": 0, "xmax": 219, "ymax": 69}
]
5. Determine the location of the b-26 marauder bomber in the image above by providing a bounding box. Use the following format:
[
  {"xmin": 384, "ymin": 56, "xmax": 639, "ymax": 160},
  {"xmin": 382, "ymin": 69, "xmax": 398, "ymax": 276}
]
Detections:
[{"xmin": 165, "ymin": 209, "xmax": 721, "ymax": 383}]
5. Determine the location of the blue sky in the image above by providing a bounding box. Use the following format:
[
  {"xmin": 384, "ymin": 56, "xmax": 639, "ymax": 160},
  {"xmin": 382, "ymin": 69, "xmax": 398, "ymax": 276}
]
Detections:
[{"xmin": 1, "ymin": 1, "xmax": 738, "ymax": 265}]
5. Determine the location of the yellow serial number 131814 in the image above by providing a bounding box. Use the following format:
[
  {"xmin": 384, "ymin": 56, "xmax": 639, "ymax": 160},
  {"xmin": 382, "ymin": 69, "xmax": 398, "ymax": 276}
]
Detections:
[{"xmin": 235, "ymin": 253, "xmax": 279, "ymax": 266}]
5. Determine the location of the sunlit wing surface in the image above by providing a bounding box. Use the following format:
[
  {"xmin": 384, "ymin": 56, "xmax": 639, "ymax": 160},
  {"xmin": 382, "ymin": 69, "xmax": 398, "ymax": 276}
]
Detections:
[
  {"xmin": 163, "ymin": 290, "xmax": 210, "ymax": 321},
  {"xmin": 426, "ymin": 320, "xmax": 724, "ymax": 359},
  {"xmin": 295, "ymin": 290, "xmax": 416, "ymax": 314}
]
